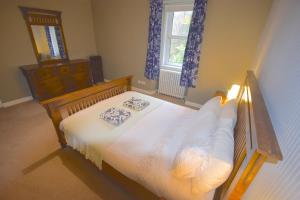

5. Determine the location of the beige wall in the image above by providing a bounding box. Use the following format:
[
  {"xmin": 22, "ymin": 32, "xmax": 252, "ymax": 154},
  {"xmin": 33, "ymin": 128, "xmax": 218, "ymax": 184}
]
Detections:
[
  {"xmin": 186, "ymin": 0, "xmax": 273, "ymax": 103},
  {"xmin": 0, "ymin": 0, "xmax": 272, "ymax": 104},
  {"xmin": 92, "ymin": 0, "xmax": 273, "ymax": 104},
  {"xmin": 0, "ymin": 0, "xmax": 97, "ymax": 102},
  {"xmin": 91, "ymin": 0, "xmax": 157, "ymax": 91}
]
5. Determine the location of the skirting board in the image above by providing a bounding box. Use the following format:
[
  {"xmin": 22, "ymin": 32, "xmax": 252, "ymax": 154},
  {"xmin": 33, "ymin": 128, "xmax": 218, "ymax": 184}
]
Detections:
[
  {"xmin": 1, "ymin": 96, "xmax": 33, "ymax": 108},
  {"xmin": 106, "ymin": 78, "xmax": 199, "ymax": 108},
  {"xmin": 131, "ymin": 87, "xmax": 157, "ymax": 95},
  {"xmin": 184, "ymin": 100, "xmax": 202, "ymax": 109},
  {"xmin": 104, "ymin": 79, "xmax": 157, "ymax": 95}
]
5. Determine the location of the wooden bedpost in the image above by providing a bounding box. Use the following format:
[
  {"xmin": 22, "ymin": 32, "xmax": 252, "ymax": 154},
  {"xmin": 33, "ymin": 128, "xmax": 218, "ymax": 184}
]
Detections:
[
  {"xmin": 44, "ymin": 103, "xmax": 67, "ymax": 147},
  {"xmin": 41, "ymin": 75, "xmax": 132, "ymax": 148},
  {"xmin": 126, "ymin": 76, "xmax": 132, "ymax": 91}
]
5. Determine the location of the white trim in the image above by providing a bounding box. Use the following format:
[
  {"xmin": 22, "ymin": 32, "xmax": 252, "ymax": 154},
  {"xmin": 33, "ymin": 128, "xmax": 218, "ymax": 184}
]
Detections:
[
  {"xmin": 184, "ymin": 100, "xmax": 202, "ymax": 109},
  {"xmin": 160, "ymin": 4, "xmax": 193, "ymax": 68},
  {"xmin": 160, "ymin": 65, "xmax": 182, "ymax": 72},
  {"xmin": 131, "ymin": 87, "xmax": 157, "ymax": 95},
  {"xmin": 2, "ymin": 96, "xmax": 33, "ymax": 108}
]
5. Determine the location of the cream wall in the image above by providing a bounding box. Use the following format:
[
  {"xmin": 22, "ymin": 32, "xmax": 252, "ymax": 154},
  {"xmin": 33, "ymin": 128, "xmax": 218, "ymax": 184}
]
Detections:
[
  {"xmin": 91, "ymin": 0, "xmax": 273, "ymax": 104},
  {"xmin": 0, "ymin": 0, "xmax": 272, "ymax": 104},
  {"xmin": 91, "ymin": 0, "xmax": 156, "ymax": 91},
  {"xmin": 0, "ymin": 0, "xmax": 97, "ymax": 102},
  {"xmin": 186, "ymin": 0, "xmax": 273, "ymax": 103}
]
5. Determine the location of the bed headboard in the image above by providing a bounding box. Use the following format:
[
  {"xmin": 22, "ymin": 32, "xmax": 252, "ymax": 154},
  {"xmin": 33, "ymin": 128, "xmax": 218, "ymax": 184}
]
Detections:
[
  {"xmin": 41, "ymin": 76, "xmax": 132, "ymax": 147},
  {"xmin": 214, "ymin": 71, "xmax": 282, "ymax": 200}
]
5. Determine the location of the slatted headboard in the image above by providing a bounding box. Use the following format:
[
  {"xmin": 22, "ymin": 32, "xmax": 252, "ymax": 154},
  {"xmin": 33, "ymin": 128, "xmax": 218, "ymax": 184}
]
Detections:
[
  {"xmin": 41, "ymin": 76, "xmax": 132, "ymax": 147},
  {"xmin": 214, "ymin": 71, "xmax": 282, "ymax": 200}
]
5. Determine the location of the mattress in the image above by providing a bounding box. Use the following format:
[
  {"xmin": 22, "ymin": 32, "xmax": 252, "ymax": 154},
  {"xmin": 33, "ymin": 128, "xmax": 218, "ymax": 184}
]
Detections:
[{"xmin": 60, "ymin": 91, "xmax": 215, "ymax": 200}]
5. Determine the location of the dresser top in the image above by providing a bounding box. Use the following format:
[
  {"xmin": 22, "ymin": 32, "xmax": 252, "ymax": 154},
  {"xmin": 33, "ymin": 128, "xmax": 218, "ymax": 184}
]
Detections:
[{"xmin": 20, "ymin": 59, "xmax": 89, "ymax": 71}]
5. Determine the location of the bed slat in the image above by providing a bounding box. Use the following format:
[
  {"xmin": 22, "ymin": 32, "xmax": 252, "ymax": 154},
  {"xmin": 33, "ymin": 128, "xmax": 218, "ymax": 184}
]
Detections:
[{"xmin": 41, "ymin": 76, "xmax": 132, "ymax": 146}]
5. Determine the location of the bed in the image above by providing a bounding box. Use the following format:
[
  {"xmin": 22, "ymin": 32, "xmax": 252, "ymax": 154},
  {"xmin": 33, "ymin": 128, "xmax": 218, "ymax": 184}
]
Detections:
[{"xmin": 42, "ymin": 71, "xmax": 282, "ymax": 200}]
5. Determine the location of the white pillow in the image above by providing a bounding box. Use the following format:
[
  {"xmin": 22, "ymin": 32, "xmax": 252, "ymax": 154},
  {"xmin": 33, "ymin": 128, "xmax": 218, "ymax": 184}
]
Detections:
[
  {"xmin": 191, "ymin": 100, "xmax": 237, "ymax": 194},
  {"xmin": 220, "ymin": 99, "xmax": 237, "ymax": 130},
  {"xmin": 199, "ymin": 96, "xmax": 222, "ymax": 117},
  {"xmin": 172, "ymin": 146, "xmax": 209, "ymax": 178},
  {"xmin": 172, "ymin": 96, "xmax": 222, "ymax": 179}
]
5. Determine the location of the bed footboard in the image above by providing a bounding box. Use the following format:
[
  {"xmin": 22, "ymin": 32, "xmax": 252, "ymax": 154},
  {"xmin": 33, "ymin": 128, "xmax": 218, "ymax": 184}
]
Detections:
[
  {"xmin": 41, "ymin": 76, "xmax": 132, "ymax": 147},
  {"xmin": 214, "ymin": 71, "xmax": 282, "ymax": 200}
]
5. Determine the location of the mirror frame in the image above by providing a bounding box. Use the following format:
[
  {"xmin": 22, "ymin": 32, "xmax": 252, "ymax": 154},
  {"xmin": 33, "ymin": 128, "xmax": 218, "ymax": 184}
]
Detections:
[{"xmin": 19, "ymin": 6, "xmax": 69, "ymax": 65}]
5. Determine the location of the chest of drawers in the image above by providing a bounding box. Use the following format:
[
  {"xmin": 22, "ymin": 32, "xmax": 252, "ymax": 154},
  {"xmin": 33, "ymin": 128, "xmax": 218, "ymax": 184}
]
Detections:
[{"xmin": 20, "ymin": 59, "xmax": 93, "ymax": 101}]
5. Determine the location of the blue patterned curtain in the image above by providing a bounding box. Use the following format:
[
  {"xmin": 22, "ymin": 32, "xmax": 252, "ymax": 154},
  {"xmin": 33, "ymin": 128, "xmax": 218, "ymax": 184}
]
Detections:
[
  {"xmin": 44, "ymin": 26, "xmax": 55, "ymax": 57},
  {"xmin": 180, "ymin": 0, "xmax": 208, "ymax": 88},
  {"xmin": 144, "ymin": 0, "xmax": 163, "ymax": 80},
  {"xmin": 54, "ymin": 26, "xmax": 66, "ymax": 59}
]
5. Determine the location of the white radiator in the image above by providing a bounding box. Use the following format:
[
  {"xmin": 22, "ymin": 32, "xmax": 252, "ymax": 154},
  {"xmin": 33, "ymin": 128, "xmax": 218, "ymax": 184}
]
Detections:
[{"xmin": 158, "ymin": 69, "xmax": 186, "ymax": 98}]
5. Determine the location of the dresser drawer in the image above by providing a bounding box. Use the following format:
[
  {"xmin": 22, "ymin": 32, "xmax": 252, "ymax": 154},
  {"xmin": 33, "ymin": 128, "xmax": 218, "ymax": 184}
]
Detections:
[
  {"xmin": 71, "ymin": 72, "xmax": 92, "ymax": 88},
  {"xmin": 59, "ymin": 65, "xmax": 71, "ymax": 74},
  {"xmin": 20, "ymin": 59, "xmax": 94, "ymax": 101},
  {"xmin": 72, "ymin": 63, "xmax": 89, "ymax": 73},
  {"xmin": 35, "ymin": 76, "xmax": 65, "ymax": 100},
  {"xmin": 34, "ymin": 68, "xmax": 54, "ymax": 80}
]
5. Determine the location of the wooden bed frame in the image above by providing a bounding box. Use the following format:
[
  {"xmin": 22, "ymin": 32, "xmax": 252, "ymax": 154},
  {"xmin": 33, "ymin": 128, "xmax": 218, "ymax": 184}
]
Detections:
[{"xmin": 41, "ymin": 71, "xmax": 282, "ymax": 200}]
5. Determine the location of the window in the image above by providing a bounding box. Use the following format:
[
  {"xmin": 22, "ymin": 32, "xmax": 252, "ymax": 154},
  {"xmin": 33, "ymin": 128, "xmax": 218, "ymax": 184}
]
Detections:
[{"xmin": 161, "ymin": 4, "xmax": 193, "ymax": 69}]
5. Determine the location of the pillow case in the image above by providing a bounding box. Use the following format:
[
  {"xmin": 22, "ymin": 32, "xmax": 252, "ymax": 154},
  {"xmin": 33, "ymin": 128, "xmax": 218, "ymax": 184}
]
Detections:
[
  {"xmin": 198, "ymin": 96, "xmax": 222, "ymax": 117},
  {"xmin": 219, "ymin": 99, "xmax": 237, "ymax": 130},
  {"xmin": 172, "ymin": 146, "xmax": 209, "ymax": 178},
  {"xmin": 172, "ymin": 96, "xmax": 222, "ymax": 179},
  {"xmin": 191, "ymin": 99, "xmax": 237, "ymax": 194}
]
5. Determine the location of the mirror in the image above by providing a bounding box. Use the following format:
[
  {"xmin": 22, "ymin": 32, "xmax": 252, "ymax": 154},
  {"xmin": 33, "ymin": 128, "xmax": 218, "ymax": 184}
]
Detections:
[
  {"xmin": 31, "ymin": 25, "xmax": 66, "ymax": 61},
  {"xmin": 19, "ymin": 6, "xmax": 69, "ymax": 64}
]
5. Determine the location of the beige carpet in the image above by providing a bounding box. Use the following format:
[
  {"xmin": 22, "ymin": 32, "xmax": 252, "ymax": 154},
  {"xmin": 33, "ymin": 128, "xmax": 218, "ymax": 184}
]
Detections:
[{"xmin": 0, "ymin": 94, "xmax": 194, "ymax": 200}]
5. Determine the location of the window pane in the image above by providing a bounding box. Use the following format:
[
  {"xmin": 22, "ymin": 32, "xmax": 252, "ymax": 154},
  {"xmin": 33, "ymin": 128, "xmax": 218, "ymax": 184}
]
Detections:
[
  {"xmin": 168, "ymin": 38, "xmax": 187, "ymax": 65},
  {"xmin": 172, "ymin": 11, "xmax": 192, "ymax": 36}
]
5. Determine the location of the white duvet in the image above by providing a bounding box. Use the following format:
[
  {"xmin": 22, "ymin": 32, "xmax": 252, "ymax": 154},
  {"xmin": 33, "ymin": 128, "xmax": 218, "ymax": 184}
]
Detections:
[{"xmin": 60, "ymin": 91, "xmax": 215, "ymax": 200}]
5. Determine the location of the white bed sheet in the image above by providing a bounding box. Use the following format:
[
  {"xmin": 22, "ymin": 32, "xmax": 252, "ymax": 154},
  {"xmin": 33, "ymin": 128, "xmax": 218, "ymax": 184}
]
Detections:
[
  {"xmin": 60, "ymin": 91, "xmax": 214, "ymax": 200},
  {"xmin": 60, "ymin": 91, "xmax": 162, "ymax": 169}
]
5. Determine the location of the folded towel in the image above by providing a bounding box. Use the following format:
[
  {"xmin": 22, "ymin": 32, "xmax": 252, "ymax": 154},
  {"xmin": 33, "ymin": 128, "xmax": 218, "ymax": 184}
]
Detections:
[
  {"xmin": 123, "ymin": 97, "xmax": 150, "ymax": 111},
  {"xmin": 100, "ymin": 107, "xmax": 131, "ymax": 126}
]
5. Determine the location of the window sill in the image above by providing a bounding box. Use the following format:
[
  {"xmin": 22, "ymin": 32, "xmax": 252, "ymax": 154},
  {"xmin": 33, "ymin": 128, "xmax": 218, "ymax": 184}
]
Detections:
[{"xmin": 160, "ymin": 65, "xmax": 182, "ymax": 72}]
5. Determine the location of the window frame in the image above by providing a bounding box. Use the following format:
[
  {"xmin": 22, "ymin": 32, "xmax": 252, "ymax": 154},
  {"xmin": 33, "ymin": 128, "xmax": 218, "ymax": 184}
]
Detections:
[{"xmin": 160, "ymin": 3, "xmax": 193, "ymax": 71}]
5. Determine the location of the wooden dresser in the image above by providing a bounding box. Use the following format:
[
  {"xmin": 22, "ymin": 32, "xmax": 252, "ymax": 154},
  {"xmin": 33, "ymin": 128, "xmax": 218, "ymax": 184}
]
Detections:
[{"xmin": 20, "ymin": 59, "xmax": 93, "ymax": 101}]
